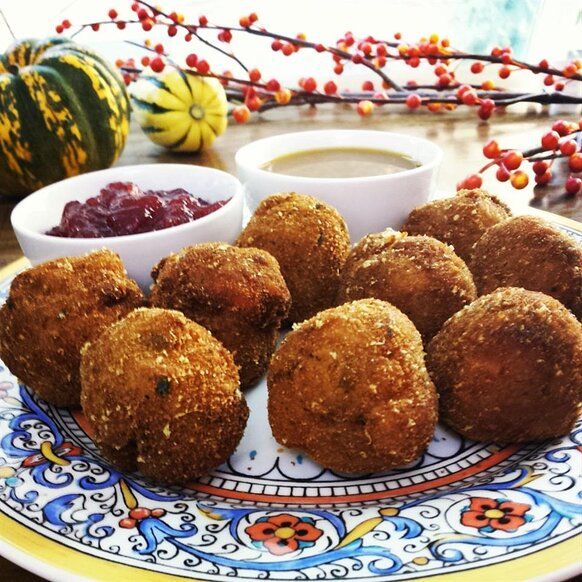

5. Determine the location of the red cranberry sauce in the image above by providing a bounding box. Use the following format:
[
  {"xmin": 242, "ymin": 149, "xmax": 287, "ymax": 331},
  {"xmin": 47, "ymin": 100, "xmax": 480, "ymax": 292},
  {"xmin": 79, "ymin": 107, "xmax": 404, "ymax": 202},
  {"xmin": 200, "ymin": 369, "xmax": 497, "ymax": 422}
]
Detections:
[{"xmin": 46, "ymin": 181, "xmax": 230, "ymax": 238}]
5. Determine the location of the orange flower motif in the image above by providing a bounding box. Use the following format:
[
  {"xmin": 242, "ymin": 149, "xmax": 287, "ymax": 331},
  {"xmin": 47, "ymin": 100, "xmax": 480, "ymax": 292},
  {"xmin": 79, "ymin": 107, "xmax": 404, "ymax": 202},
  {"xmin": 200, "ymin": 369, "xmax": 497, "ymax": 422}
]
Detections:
[
  {"xmin": 461, "ymin": 497, "xmax": 530, "ymax": 532},
  {"xmin": 245, "ymin": 513, "xmax": 323, "ymax": 555}
]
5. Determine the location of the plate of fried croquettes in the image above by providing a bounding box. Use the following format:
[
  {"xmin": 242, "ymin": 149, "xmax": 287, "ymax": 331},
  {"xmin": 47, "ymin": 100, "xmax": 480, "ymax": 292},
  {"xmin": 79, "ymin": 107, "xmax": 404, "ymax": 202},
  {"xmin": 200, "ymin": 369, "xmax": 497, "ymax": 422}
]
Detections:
[{"xmin": 0, "ymin": 189, "xmax": 580, "ymax": 582}]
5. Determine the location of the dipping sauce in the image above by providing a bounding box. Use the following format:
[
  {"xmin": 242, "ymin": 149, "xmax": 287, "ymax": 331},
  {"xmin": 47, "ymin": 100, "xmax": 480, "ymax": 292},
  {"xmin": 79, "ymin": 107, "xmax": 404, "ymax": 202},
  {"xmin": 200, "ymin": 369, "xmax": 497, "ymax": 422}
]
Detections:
[
  {"xmin": 46, "ymin": 182, "xmax": 229, "ymax": 238},
  {"xmin": 260, "ymin": 147, "xmax": 419, "ymax": 178}
]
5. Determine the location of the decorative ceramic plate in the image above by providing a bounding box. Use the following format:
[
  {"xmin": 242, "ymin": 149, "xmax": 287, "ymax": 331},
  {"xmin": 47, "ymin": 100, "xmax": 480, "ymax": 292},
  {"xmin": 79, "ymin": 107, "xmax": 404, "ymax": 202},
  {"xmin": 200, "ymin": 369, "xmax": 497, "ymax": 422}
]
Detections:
[{"xmin": 0, "ymin": 211, "xmax": 581, "ymax": 582}]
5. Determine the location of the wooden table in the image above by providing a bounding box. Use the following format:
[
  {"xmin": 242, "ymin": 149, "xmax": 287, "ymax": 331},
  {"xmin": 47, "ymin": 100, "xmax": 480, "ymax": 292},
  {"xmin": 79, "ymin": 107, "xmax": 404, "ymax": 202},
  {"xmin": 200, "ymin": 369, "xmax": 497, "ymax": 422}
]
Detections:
[{"xmin": 0, "ymin": 107, "xmax": 580, "ymax": 581}]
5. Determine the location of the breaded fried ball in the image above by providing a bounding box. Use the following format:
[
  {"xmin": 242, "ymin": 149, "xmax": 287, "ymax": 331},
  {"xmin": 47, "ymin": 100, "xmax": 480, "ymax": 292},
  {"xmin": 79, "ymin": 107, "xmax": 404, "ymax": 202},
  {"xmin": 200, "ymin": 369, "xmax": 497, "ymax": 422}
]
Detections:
[
  {"xmin": 0, "ymin": 250, "xmax": 144, "ymax": 407},
  {"xmin": 403, "ymin": 189, "xmax": 512, "ymax": 262},
  {"xmin": 268, "ymin": 299, "xmax": 438, "ymax": 474},
  {"xmin": 237, "ymin": 193, "xmax": 351, "ymax": 323},
  {"xmin": 427, "ymin": 288, "xmax": 582, "ymax": 443},
  {"xmin": 337, "ymin": 233, "xmax": 477, "ymax": 340},
  {"xmin": 470, "ymin": 215, "xmax": 582, "ymax": 319},
  {"xmin": 80, "ymin": 308, "xmax": 248, "ymax": 484},
  {"xmin": 150, "ymin": 243, "xmax": 290, "ymax": 388}
]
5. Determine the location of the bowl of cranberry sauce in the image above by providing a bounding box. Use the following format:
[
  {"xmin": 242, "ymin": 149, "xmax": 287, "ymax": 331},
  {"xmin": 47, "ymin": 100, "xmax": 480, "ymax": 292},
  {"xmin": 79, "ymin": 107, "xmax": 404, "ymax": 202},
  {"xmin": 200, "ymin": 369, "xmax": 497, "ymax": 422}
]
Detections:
[{"xmin": 11, "ymin": 164, "xmax": 244, "ymax": 289}]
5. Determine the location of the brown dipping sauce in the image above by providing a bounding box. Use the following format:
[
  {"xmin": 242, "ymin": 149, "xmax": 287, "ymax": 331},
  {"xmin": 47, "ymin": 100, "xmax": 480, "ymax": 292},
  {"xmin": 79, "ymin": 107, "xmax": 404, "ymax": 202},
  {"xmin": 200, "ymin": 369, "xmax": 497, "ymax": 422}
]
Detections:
[{"xmin": 260, "ymin": 147, "xmax": 420, "ymax": 178}]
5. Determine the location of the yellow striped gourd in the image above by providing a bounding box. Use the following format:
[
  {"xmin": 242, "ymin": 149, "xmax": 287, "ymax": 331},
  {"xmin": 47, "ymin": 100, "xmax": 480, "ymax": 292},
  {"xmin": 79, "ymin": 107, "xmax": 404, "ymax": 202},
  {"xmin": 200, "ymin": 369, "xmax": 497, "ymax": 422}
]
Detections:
[{"xmin": 130, "ymin": 69, "xmax": 227, "ymax": 152}]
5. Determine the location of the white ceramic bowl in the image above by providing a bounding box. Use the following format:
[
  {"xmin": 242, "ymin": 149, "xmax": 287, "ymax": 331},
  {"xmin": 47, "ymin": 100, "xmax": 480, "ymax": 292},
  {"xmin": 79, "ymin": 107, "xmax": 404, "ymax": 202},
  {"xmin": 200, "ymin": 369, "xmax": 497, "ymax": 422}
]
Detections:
[
  {"xmin": 11, "ymin": 164, "xmax": 244, "ymax": 289},
  {"xmin": 236, "ymin": 130, "xmax": 443, "ymax": 242}
]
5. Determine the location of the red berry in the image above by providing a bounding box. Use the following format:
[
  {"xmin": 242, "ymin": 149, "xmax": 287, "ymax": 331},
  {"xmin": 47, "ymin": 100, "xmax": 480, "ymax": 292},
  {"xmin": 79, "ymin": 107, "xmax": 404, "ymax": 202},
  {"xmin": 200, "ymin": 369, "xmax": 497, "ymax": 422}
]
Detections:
[
  {"xmin": 437, "ymin": 73, "xmax": 452, "ymax": 87},
  {"xmin": 535, "ymin": 171, "xmax": 552, "ymax": 185},
  {"xmin": 154, "ymin": 43, "xmax": 164, "ymax": 54},
  {"xmin": 116, "ymin": 21, "xmax": 126, "ymax": 30},
  {"xmin": 108, "ymin": 9, "xmax": 118, "ymax": 19},
  {"xmin": 538, "ymin": 59, "xmax": 549, "ymax": 70},
  {"xmin": 406, "ymin": 93, "xmax": 422, "ymax": 109},
  {"xmin": 360, "ymin": 42, "xmax": 372, "ymax": 55},
  {"xmin": 199, "ymin": 15, "xmax": 208, "ymax": 26},
  {"xmin": 55, "ymin": 25, "xmax": 64, "ymax": 34},
  {"xmin": 569, "ymin": 153, "xmax": 582, "ymax": 172},
  {"xmin": 142, "ymin": 20, "xmax": 153, "ymax": 31},
  {"xmin": 532, "ymin": 160, "xmax": 549, "ymax": 175},
  {"xmin": 408, "ymin": 57, "xmax": 420, "ymax": 68},
  {"xmin": 129, "ymin": 508, "xmax": 151, "ymax": 521},
  {"xmin": 541, "ymin": 131, "xmax": 560, "ymax": 150},
  {"xmin": 491, "ymin": 46, "xmax": 502, "ymax": 57},
  {"xmin": 282, "ymin": 44, "xmax": 294, "ymax": 56},
  {"xmin": 91, "ymin": 23, "xmax": 100, "ymax": 31},
  {"xmin": 246, "ymin": 96, "xmax": 262, "ymax": 111},
  {"xmin": 480, "ymin": 98, "xmax": 495, "ymax": 113},
  {"xmin": 502, "ymin": 151, "xmax": 523, "ymax": 170},
  {"xmin": 470, "ymin": 62, "xmax": 484, "ymax": 74},
  {"xmin": 362, "ymin": 80, "xmax": 374, "ymax": 91},
  {"xmin": 137, "ymin": 8, "xmax": 148, "ymax": 20},
  {"xmin": 552, "ymin": 120, "xmax": 572, "ymax": 136},
  {"xmin": 232, "ymin": 105, "xmax": 250, "ymax": 123},
  {"xmin": 498, "ymin": 66, "xmax": 510, "ymax": 79},
  {"xmin": 352, "ymin": 54, "xmax": 364, "ymax": 64},
  {"xmin": 315, "ymin": 43, "xmax": 325, "ymax": 53},
  {"xmin": 141, "ymin": 56, "xmax": 150, "ymax": 67},
  {"xmin": 150, "ymin": 57, "xmax": 164, "ymax": 73},
  {"xmin": 483, "ymin": 139, "xmax": 500, "ymax": 159},
  {"xmin": 394, "ymin": 32, "xmax": 402, "ymax": 40},
  {"xmin": 167, "ymin": 25, "xmax": 177, "ymax": 36},
  {"xmin": 510, "ymin": 170, "xmax": 529, "ymax": 190},
  {"xmin": 186, "ymin": 54, "xmax": 198, "ymax": 67},
  {"xmin": 543, "ymin": 75, "xmax": 554, "ymax": 86},
  {"xmin": 458, "ymin": 173, "xmax": 483, "ymax": 190},
  {"xmin": 266, "ymin": 78, "xmax": 280, "ymax": 92},
  {"xmin": 555, "ymin": 82, "xmax": 565, "ymax": 91},
  {"xmin": 196, "ymin": 60, "xmax": 210, "ymax": 74},
  {"xmin": 62, "ymin": 19, "xmax": 71, "ymax": 29},
  {"xmin": 249, "ymin": 68, "xmax": 261, "ymax": 82},
  {"xmin": 376, "ymin": 44, "xmax": 388, "ymax": 57},
  {"xmin": 271, "ymin": 40, "xmax": 282, "ymax": 51},
  {"xmin": 357, "ymin": 100, "xmax": 374, "ymax": 117},
  {"xmin": 324, "ymin": 80, "xmax": 337, "ymax": 95},
  {"xmin": 434, "ymin": 65, "xmax": 447, "ymax": 76},
  {"xmin": 303, "ymin": 77, "xmax": 317, "ymax": 92},
  {"xmin": 461, "ymin": 90, "xmax": 478, "ymax": 106},
  {"xmin": 560, "ymin": 140, "xmax": 577, "ymax": 156},
  {"xmin": 333, "ymin": 64, "xmax": 343, "ymax": 75},
  {"xmin": 456, "ymin": 84, "xmax": 471, "ymax": 97},
  {"xmin": 565, "ymin": 176, "xmax": 581, "ymax": 195},
  {"xmin": 239, "ymin": 15, "xmax": 251, "ymax": 27},
  {"xmin": 249, "ymin": 12, "xmax": 258, "ymax": 23},
  {"xmin": 501, "ymin": 53, "xmax": 512, "ymax": 65},
  {"xmin": 496, "ymin": 164, "xmax": 510, "ymax": 182},
  {"xmin": 119, "ymin": 518, "xmax": 136, "ymax": 529}
]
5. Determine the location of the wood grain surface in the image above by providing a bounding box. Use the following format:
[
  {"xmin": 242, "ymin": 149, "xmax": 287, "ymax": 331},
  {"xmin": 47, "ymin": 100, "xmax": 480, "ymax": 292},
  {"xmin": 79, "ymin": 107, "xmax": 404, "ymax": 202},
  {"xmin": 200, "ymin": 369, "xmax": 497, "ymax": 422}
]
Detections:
[{"xmin": 0, "ymin": 107, "xmax": 580, "ymax": 581}]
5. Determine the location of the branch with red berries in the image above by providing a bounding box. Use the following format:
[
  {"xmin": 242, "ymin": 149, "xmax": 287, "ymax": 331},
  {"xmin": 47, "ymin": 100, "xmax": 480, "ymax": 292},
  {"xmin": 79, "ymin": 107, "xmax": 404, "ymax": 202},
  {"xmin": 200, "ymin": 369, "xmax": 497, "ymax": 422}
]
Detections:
[
  {"xmin": 55, "ymin": 1, "xmax": 581, "ymax": 123},
  {"xmin": 458, "ymin": 119, "xmax": 582, "ymax": 196}
]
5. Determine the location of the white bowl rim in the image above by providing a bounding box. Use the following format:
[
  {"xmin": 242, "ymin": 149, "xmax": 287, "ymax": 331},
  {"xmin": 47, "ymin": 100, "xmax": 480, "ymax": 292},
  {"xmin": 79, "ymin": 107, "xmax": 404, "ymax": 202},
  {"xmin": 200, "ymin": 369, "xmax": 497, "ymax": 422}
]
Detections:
[
  {"xmin": 11, "ymin": 163, "xmax": 244, "ymax": 245},
  {"xmin": 235, "ymin": 129, "xmax": 443, "ymax": 184}
]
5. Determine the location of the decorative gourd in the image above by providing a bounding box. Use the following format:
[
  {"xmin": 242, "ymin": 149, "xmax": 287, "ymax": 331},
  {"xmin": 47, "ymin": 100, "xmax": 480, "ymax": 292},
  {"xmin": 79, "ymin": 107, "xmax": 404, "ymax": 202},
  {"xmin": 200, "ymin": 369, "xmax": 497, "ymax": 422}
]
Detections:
[
  {"xmin": 0, "ymin": 37, "xmax": 130, "ymax": 197},
  {"xmin": 130, "ymin": 69, "xmax": 228, "ymax": 152}
]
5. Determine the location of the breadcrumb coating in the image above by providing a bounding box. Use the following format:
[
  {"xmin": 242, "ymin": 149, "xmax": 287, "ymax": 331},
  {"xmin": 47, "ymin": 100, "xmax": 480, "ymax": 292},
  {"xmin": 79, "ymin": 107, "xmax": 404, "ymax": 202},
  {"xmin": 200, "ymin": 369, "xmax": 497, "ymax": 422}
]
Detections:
[
  {"xmin": 470, "ymin": 215, "xmax": 582, "ymax": 319},
  {"xmin": 268, "ymin": 298, "xmax": 438, "ymax": 474},
  {"xmin": 80, "ymin": 307, "xmax": 248, "ymax": 484},
  {"xmin": 0, "ymin": 250, "xmax": 144, "ymax": 407},
  {"xmin": 427, "ymin": 287, "xmax": 582, "ymax": 443},
  {"xmin": 150, "ymin": 243, "xmax": 290, "ymax": 388},
  {"xmin": 338, "ymin": 232, "xmax": 477, "ymax": 340},
  {"xmin": 403, "ymin": 189, "xmax": 511, "ymax": 262},
  {"xmin": 237, "ymin": 193, "xmax": 351, "ymax": 323}
]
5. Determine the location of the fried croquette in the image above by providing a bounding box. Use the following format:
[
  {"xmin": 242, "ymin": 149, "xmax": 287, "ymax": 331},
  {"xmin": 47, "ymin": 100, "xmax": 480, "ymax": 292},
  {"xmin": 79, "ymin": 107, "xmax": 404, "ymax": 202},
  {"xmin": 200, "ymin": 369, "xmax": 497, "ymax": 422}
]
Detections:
[
  {"xmin": 402, "ymin": 189, "xmax": 512, "ymax": 262},
  {"xmin": 427, "ymin": 287, "xmax": 582, "ymax": 443},
  {"xmin": 268, "ymin": 299, "xmax": 438, "ymax": 474},
  {"xmin": 337, "ymin": 233, "xmax": 477, "ymax": 340},
  {"xmin": 237, "ymin": 193, "xmax": 351, "ymax": 323},
  {"xmin": 470, "ymin": 215, "xmax": 582, "ymax": 319},
  {"xmin": 80, "ymin": 308, "xmax": 249, "ymax": 484},
  {"xmin": 0, "ymin": 250, "xmax": 144, "ymax": 407},
  {"xmin": 150, "ymin": 243, "xmax": 290, "ymax": 388}
]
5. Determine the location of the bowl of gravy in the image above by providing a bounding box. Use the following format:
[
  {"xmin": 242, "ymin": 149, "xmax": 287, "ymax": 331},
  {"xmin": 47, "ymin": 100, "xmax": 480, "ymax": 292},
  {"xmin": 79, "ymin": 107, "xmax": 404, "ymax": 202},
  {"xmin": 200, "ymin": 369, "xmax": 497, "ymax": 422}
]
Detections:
[{"xmin": 236, "ymin": 130, "xmax": 442, "ymax": 241}]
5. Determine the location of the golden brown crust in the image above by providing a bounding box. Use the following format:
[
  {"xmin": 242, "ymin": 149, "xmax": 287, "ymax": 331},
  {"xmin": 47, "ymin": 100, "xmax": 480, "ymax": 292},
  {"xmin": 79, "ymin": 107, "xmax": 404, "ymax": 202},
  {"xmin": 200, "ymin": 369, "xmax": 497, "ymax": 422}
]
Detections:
[
  {"xmin": 338, "ymin": 234, "xmax": 477, "ymax": 340},
  {"xmin": 402, "ymin": 189, "xmax": 512, "ymax": 262},
  {"xmin": 470, "ymin": 215, "xmax": 582, "ymax": 319},
  {"xmin": 427, "ymin": 287, "xmax": 582, "ymax": 443},
  {"xmin": 236, "ymin": 193, "xmax": 351, "ymax": 323},
  {"xmin": 0, "ymin": 250, "xmax": 144, "ymax": 407},
  {"xmin": 150, "ymin": 243, "xmax": 290, "ymax": 388},
  {"xmin": 268, "ymin": 299, "xmax": 438, "ymax": 474},
  {"xmin": 80, "ymin": 308, "xmax": 249, "ymax": 484}
]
